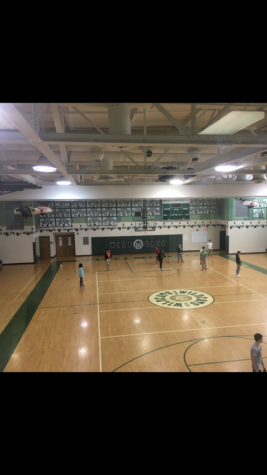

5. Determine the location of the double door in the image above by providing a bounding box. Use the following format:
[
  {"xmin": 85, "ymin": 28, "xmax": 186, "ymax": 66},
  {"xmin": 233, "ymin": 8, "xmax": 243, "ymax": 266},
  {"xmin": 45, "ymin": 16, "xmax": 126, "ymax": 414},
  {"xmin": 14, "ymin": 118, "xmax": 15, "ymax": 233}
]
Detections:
[{"xmin": 56, "ymin": 234, "xmax": 75, "ymax": 257}]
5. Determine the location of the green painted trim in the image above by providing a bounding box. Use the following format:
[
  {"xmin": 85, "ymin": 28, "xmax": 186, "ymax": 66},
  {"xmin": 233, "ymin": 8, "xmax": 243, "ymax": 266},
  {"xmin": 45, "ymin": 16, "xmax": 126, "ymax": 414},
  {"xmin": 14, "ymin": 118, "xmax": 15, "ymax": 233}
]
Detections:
[
  {"xmin": 0, "ymin": 261, "xmax": 61, "ymax": 372},
  {"xmin": 219, "ymin": 253, "xmax": 267, "ymax": 276}
]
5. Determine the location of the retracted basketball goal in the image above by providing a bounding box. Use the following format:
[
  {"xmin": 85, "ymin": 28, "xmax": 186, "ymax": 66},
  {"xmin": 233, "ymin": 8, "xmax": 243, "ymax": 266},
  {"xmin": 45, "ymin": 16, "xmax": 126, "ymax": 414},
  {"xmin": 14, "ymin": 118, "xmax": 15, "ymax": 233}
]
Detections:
[{"xmin": 135, "ymin": 219, "xmax": 155, "ymax": 232}]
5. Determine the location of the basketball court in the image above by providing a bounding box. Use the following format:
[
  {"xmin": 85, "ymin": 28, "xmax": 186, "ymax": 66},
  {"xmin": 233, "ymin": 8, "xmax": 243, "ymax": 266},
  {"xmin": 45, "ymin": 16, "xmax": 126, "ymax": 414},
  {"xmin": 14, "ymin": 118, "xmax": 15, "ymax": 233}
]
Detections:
[{"xmin": 1, "ymin": 251, "xmax": 266, "ymax": 372}]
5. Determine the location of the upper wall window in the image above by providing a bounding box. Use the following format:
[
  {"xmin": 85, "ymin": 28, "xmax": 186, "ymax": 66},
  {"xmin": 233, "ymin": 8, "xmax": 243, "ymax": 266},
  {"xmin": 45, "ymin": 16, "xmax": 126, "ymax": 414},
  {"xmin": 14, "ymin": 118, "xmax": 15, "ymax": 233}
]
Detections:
[
  {"xmin": 5, "ymin": 210, "xmax": 24, "ymax": 230},
  {"xmin": 235, "ymin": 200, "xmax": 249, "ymax": 218}
]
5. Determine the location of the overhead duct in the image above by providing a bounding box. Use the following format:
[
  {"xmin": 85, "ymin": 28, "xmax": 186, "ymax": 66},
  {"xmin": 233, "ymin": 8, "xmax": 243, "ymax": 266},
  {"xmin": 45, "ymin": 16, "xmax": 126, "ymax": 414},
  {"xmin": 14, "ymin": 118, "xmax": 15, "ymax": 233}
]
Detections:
[
  {"xmin": 93, "ymin": 155, "xmax": 123, "ymax": 183},
  {"xmin": 108, "ymin": 103, "xmax": 131, "ymax": 135},
  {"xmin": 252, "ymin": 165, "xmax": 267, "ymax": 184}
]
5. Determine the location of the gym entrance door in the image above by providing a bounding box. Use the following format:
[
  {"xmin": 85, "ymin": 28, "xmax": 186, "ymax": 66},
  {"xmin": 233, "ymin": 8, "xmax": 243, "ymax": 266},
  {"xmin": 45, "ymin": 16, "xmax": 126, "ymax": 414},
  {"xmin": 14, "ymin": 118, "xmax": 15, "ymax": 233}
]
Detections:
[{"xmin": 56, "ymin": 234, "xmax": 75, "ymax": 258}]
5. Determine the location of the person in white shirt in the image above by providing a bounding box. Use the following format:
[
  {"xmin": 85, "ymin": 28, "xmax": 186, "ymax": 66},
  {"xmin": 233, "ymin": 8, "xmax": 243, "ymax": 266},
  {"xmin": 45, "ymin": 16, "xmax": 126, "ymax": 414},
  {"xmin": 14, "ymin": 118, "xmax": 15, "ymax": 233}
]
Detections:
[{"xmin": 207, "ymin": 240, "xmax": 213, "ymax": 257}]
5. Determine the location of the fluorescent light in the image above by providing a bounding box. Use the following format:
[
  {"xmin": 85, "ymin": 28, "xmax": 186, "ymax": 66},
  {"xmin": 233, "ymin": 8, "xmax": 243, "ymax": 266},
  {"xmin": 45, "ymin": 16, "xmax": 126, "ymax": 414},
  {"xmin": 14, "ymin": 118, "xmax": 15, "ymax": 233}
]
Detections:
[
  {"xmin": 215, "ymin": 165, "xmax": 239, "ymax": 172},
  {"xmin": 170, "ymin": 179, "xmax": 183, "ymax": 185},
  {"xmin": 33, "ymin": 165, "xmax": 57, "ymax": 172},
  {"xmin": 33, "ymin": 154, "xmax": 57, "ymax": 172},
  {"xmin": 199, "ymin": 111, "xmax": 265, "ymax": 135},
  {"xmin": 57, "ymin": 177, "xmax": 71, "ymax": 185}
]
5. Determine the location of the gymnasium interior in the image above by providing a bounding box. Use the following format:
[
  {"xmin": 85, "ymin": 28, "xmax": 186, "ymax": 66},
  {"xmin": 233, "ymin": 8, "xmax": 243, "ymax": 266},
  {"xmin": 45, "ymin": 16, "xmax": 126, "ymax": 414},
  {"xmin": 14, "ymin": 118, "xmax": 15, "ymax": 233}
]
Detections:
[{"xmin": 0, "ymin": 102, "xmax": 267, "ymax": 372}]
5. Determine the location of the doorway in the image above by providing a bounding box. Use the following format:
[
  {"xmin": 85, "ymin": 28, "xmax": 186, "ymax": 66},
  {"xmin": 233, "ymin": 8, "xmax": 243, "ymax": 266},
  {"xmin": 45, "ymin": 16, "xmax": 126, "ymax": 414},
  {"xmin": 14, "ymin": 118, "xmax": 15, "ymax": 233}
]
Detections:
[
  {"xmin": 40, "ymin": 236, "xmax": 50, "ymax": 259},
  {"xmin": 56, "ymin": 234, "xmax": 75, "ymax": 257}
]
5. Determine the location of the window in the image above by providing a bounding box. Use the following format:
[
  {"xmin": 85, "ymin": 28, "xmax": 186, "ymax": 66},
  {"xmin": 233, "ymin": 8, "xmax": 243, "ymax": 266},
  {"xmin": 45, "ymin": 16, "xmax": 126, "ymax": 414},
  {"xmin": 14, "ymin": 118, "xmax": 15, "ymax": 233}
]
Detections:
[
  {"xmin": 235, "ymin": 200, "xmax": 249, "ymax": 218},
  {"xmin": 83, "ymin": 237, "xmax": 89, "ymax": 245},
  {"xmin": 5, "ymin": 210, "xmax": 24, "ymax": 231}
]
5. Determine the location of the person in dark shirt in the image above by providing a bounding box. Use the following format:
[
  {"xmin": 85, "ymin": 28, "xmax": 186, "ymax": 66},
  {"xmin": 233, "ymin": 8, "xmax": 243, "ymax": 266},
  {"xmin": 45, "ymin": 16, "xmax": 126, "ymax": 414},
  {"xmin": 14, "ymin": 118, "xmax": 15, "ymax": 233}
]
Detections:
[
  {"xmin": 155, "ymin": 246, "xmax": 160, "ymax": 265},
  {"xmin": 104, "ymin": 249, "xmax": 113, "ymax": 271},
  {"xmin": 236, "ymin": 251, "xmax": 242, "ymax": 277},
  {"xmin": 158, "ymin": 249, "xmax": 165, "ymax": 271}
]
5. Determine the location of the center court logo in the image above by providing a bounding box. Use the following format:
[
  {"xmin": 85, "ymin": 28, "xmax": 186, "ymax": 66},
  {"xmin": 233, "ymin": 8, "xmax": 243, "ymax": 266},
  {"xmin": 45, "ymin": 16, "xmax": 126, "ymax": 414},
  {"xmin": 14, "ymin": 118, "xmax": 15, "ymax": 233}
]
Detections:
[
  {"xmin": 148, "ymin": 289, "xmax": 214, "ymax": 309},
  {"xmin": 133, "ymin": 239, "xmax": 144, "ymax": 250}
]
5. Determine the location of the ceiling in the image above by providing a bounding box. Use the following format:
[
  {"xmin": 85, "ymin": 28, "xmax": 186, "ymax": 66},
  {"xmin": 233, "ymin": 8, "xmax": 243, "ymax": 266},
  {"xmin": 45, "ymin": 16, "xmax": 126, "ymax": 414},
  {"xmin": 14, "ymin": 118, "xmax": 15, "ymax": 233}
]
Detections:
[{"xmin": 0, "ymin": 102, "xmax": 267, "ymax": 192}]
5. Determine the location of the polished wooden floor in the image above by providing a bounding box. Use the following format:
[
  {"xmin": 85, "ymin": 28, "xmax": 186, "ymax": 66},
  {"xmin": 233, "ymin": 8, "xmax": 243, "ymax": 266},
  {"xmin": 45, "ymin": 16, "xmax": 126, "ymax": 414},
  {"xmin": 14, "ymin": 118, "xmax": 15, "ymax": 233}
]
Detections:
[{"xmin": 1, "ymin": 251, "xmax": 267, "ymax": 372}]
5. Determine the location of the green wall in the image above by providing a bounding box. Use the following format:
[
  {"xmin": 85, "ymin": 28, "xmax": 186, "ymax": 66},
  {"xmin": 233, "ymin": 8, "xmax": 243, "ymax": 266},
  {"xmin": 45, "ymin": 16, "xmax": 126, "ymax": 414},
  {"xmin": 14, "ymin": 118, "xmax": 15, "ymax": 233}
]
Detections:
[
  {"xmin": 228, "ymin": 198, "xmax": 267, "ymax": 221},
  {"xmin": 91, "ymin": 234, "xmax": 183, "ymax": 255}
]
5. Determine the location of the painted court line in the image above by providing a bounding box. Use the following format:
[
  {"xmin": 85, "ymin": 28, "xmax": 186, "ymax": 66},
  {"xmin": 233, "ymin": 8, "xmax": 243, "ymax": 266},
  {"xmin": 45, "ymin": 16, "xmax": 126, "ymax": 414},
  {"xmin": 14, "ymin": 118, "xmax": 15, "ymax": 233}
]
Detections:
[
  {"xmin": 99, "ymin": 298, "xmax": 265, "ymax": 312},
  {"xmin": 15, "ymin": 268, "xmax": 42, "ymax": 301},
  {"xmin": 96, "ymin": 272, "xmax": 102, "ymax": 373},
  {"xmin": 100, "ymin": 306, "xmax": 156, "ymax": 313},
  {"xmin": 98, "ymin": 285, "xmax": 239, "ymax": 295},
  {"xmin": 210, "ymin": 267, "xmax": 267, "ymax": 301},
  {"xmin": 100, "ymin": 322, "xmax": 267, "ymax": 339},
  {"xmin": 213, "ymin": 299, "xmax": 265, "ymax": 304}
]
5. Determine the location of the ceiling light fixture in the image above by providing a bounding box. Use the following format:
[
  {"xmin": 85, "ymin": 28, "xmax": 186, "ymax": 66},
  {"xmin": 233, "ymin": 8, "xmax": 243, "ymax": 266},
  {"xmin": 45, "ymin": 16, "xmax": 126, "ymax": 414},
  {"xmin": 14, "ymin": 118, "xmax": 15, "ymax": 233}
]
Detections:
[
  {"xmin": 170, "ymin": 179, "xmax": 183, "ymax": 185},
  {"xmin": 215, "ymin": 165, "xmax": 239, "ymax": 172},
  {"xmin": 32, "ymin": 154, "xmax": 57, "ymax": 172},
  {"xmin": 56, "ymin": 177, "xmax": 71, "ymax": 185},
  {"xmin": 199, "ymin": 111, "xmax": 265, "ymax": 135}
]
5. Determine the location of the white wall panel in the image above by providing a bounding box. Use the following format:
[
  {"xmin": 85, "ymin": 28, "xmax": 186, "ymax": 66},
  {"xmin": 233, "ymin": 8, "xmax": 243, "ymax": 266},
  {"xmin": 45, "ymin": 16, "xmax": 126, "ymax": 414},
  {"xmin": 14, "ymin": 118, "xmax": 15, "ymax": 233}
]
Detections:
[{"xmin": 1, "ymin": 183, "xmax": 267, "ymax": 201}]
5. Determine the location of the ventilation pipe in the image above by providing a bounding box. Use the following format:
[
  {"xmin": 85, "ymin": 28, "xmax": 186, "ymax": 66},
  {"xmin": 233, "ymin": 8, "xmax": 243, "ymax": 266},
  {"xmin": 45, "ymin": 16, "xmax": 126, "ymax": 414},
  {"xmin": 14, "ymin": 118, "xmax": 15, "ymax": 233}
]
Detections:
[
  {"xmin": 235, "ymin": 174, "xmax": 252, "ymax": 182},
  {"xmin": 108, "ymin": 103, "xmax": 131, "ymax": 135},
  {"xmin": 252, "ymin": 165, "xmax": 267, "ymax": 184}
]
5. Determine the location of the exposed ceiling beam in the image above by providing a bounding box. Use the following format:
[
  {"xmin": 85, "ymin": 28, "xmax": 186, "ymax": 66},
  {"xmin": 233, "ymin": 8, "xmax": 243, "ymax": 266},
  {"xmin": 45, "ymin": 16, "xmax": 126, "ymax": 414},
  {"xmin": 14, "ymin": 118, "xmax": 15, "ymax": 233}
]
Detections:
[
  {"xmin": 153, "ymin": 103, "xmax": 186, "ymax": 133},
  {"xmin": 182, "ymin": 147, "xmax": 267, "ymax": 184},
  {"xmin": 120, "ymin": 151, "xmax": 140, "ymax": 167},
  {"xmin": 149, "ymin": 147, "xmax": 172, "ymax": 168},
  {"xmin": 0, "ymin": 103, "xmax": 76, "ymax": 185},
  {"xmin": 50, "ymin": 103, "xmax": 68, "ymax": 166},
  {"xmin": 184, "ymin": 109, "xmax": 206, "ymax": 127},
  {"xmin": 1, "ymin": 131, "xmax": 267, "ymax": 148},
  {"xmin": 201, "ymin": 103, "xmax": 233, "ymax": 130},
  {"xmin": 72, "ymin": 107, "xmax": 105, "ymax": 134},
  {"xmin": 36, "ymin": 132, "xmax": 267, "ymax": 147},
  {"xmin": 130, "ymin": 108, "xmax": 138, "ymax": 122}
]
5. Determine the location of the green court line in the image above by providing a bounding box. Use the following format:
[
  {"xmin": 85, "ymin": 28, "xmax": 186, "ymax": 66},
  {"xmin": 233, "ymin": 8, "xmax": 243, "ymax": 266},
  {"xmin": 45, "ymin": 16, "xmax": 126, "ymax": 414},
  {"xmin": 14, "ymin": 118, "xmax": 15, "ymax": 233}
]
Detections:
[
  {"xmin": 219, "ymin": 253, "xmax": 267, "ymax": 276},
  {"xmin": 189, "ymin": 356, "xmax": 267, "ymax": 367},
  {"xmin": 183, "ymin": 335, "xmax": 267, "ymax": 372},
  {"xmin": 112, "ymin": 334, "xmax": 267, "ymax": 372},
  {"xmin": 0, "ymin": 261, "xmax": 61, "ymax": 372}
]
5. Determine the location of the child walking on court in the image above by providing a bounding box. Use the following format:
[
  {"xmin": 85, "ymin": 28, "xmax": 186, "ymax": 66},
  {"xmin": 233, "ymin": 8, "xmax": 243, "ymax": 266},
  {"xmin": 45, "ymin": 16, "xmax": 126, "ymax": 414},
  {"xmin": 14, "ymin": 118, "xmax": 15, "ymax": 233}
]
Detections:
[
  {"xmin": 251, "ymin": 333, "xmax": 265, "ymax": 372},
  {"xmin": 158, "ymin": 249, "xmax": 165, "ymax": 271},
  {"xmin": 155, "ymin": 246, "xmax": 159, "ymax": 264},
  {"xmin": 207, "ymin": 240, "xmax": 213, "ymax": 257},
  {"xmin": 78, "ymin": 263, "xmax": 85, "ymax": 287},
  {"xmin": 177, "ymin": 243, "xmax": 184, "ymax": 262},
  {"xmin": 105, "ymin": 249, "xmax": 113, "ymax": 271},
  {"xmin": 200, "ymin": 246, "xmax": 207, "ymax": 270},
  {"xmin": 236, "ymin": 251, "xmax": 242, "ymax": 277}
]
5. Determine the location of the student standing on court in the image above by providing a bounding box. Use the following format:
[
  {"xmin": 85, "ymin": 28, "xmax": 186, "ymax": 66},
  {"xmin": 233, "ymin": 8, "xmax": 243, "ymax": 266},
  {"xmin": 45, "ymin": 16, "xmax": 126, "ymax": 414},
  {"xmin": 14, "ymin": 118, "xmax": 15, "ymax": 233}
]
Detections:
[
  {"xmin": 78, "ymin": 263, "xmax": 85, "ymax": 287},
  {"xmin": 200, "ymin": 246, "xmax": 207, "ymax": 270},
  {"xmin": 200, "ymin": 248, "xmax": 203, "ymax": 266},
  {"xmin": 251, "ymin": 333, "xmax": 265, "ymax": 372},
  {"xmin": 158, "ymin": 249, "xmax": 165, "ymax": 271},
  {"xmin": 155, "ymin": 246, "xmax": 160, "ymax": 265},
  {"xmin": 177, "ymin": 243, "xmax": 184, "ymax": 263},
  {"xmin": 105, "ymin": 249, "xmax": 113, "ymax": 271},
  {"xmin": 236, "ymin": 251, "xmax": 242, "ymax": 277},
  {"xmin": 207, "ymin": 240, "xmax": 213, "ymax": 258}
]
